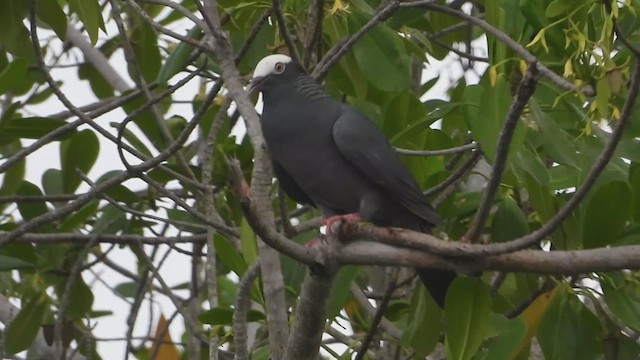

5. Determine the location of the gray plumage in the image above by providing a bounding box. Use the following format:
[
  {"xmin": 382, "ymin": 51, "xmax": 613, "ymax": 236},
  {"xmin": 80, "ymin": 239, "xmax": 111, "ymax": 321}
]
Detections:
[{"xmin": 249, "ymin": 55, "xmax": 455, "ymax": 306}]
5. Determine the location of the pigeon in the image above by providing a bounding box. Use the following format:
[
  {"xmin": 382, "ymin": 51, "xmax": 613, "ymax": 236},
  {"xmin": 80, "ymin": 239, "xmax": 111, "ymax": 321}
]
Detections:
[{"xmin": 248, "ymin": 54, "xmax": 455, "ymax": 307}]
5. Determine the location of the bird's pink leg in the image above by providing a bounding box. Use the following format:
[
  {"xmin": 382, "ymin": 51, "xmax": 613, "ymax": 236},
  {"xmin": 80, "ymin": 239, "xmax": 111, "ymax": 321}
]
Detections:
[
  {"xmin": 305, "ymin": 213, "xmax": 361, "ymax": 248},
  {"xmin": 323, "ymin": 213, "xmax": 361, "ymax": 235}
]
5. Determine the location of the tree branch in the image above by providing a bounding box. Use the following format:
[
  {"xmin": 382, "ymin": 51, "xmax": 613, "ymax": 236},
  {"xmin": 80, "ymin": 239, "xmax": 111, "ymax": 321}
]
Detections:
[
  {"xmin": 233, "ymin": 262, "xmax": 261, "ymax": 360},
  {"xmin": 395, "ymin": 143, "xmax": 477, "ymax": 157},
  {"xmin": 283, "ymin": 267, "xmax": 337, "ymax": 360},
  {"xmin": 272, "ymin": 0, "xmax": 301, "ymax": 63},
  {"xmin": 302, "ymin": 0, "xmax": 324, "ymax": 67}
]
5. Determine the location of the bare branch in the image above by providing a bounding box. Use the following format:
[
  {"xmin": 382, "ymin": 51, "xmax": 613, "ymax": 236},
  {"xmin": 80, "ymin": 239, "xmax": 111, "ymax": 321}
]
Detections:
[
  {"xmin": 272, "ymin": 0, "xmax": 301, "ymax": 63},
  {"xmin": 302, "ymin": 0, "xmax": 324, "ymax": 67},
  {"xmin": 336, "ymin": 238, "xmax": 640, "ymax": 275},
  {"xmin": 395, "ymin": 143, "xmax": 477, "ymax": 157},
  {"xmin": 233, "ymin": 262, "xmax": 261, "ymax": 360},
  {"xmin": 283, "ymin": 268, "xmax": 337, "ymax": 360},
  {"xmin": 257, "ymin": 241, "xmax": 290, "ymax": 359},
  {"xmin": 424, "ymin": 149, "xmax": 482, "ymax": 198}
]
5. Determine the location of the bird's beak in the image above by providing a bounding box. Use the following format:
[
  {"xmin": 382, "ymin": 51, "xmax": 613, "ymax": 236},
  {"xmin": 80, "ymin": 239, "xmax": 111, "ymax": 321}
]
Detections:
[{"xmin": 246, "ymin": 76, "xmax": 264, "ymax": 94}]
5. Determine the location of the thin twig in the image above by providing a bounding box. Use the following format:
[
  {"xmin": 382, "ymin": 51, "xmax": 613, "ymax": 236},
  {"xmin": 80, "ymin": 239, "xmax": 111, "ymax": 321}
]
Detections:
[
  {"xmin": 395, "ymin": 143, "xmax": 477, "ymax": 157},
  {"xmin": 424, "ymin": 149, "xmax": 482, "ymax": 198},
  {"xmin": 272, "ymin": 0, "xmax": 301, "ymax": 63},
  {"xmin": 354, "ymin": 271, "xmax": 398, "ymax": 360},
  {"xmin": 312, "ymin": 0, "xmax": 400, "ymax": 81}
]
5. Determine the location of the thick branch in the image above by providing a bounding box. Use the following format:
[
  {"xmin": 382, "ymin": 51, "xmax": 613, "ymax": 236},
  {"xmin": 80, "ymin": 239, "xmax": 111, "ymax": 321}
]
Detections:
[
  {"xmin": 233, "ymin": 262, "xmax": 261, "ymax": 360},
  {"xmin": 336, "ymin": 240, "xmax": 640, "ymax": 274},
  {"xmin": 283, "ymin": 269, "xmax": 337, "ymax": 360}
]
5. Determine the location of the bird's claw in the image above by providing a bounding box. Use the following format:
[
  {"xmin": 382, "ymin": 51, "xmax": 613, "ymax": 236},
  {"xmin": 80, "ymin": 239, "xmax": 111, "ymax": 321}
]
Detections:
[{"xmin": 322, "ymin": 213, "xmax": 361, "ymax": 235}]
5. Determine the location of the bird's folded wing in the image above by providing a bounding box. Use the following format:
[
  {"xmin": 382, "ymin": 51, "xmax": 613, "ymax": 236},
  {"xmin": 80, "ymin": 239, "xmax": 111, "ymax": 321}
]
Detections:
[
  {"xmin": 332, "ymin": 108, "xmax": 443, "ymax": 226},
  {"xmin": 273, "ymin": 160, "xmax": 316, "ymax": 207}
]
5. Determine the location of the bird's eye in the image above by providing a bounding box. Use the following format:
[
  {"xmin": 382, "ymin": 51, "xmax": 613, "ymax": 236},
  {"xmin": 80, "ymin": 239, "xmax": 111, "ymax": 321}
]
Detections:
[{"xmin": 274, "ymin": 62, "xmax": 286, "ymax": 74}]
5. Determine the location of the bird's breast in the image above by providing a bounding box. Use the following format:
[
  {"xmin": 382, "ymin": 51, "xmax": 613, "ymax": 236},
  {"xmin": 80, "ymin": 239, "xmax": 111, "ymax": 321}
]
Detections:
[{"xmin": 260, "ymin": 102, "xmax": 374, "ymax": 214}]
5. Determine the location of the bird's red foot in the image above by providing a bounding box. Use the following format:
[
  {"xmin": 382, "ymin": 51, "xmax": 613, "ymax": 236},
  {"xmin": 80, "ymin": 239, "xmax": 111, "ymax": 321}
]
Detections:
[
  {"xmin": 305, "ymin": 238, "xmax": 320, "ymax": 248},
  {"xmin": 322, "ymin": 213, "xmax": 361, "ymax": 235}
]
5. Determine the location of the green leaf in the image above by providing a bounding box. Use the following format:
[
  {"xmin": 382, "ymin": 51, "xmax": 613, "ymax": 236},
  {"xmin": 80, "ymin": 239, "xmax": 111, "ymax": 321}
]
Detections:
[
  {"xmin": 537, "ymin": 291, "xmax": 603, "ymax": 360},
  {"xmin": 59, "ymin": 200, "xmax": 99, "ymax": 231},
  {"xmin": 467, "ymin": 75, "xmax": 523, "ymax": 163},
  {"xmin": 631, "ymin": 163, "xmax": 640, "ymax": 222},
  {"xmin": 483, "ymin": 315, "xmax": 526, "ymax": 360},
  {"xmin": 445, "ymin": 277, "xmax": 492, "ymax": 360},
  {"xmin": 78, "ymin": 62, "xmax": 115, "ymax": 99},
  {"xmin": 348, "ymin": 11, "xmax": 411, "ymax": 92},
  {"xmin": 582, "ymin": 180, "xmax": 632, "ymax": 248},
  {"xmin": 0, "ymin": 58, "xmax": 29, "ymax": 95},
  {"xmin": 402, "ymin": 285, "xmax": 441, "ymax": 357},
  {"xmin": 491, "ymin": 196, "xmax": 530, "ymax": 242},
  {"xmin": 42, "ymin": 168, "xmax": 64, "ymax": 197},
  {"xmin": 16, "ymin": 181, "xmax": 49, "ymax": 221},
  {"xmin": 157, "ymin": 26, "xmax": 204, "ymax": 84},
  {"xmin": 64, "ymin": 276, "xmax": 95, "ymax": 319},
  {"xmin": 130, "ymin": 14, "xmax": 162, "ymax": 83},
  {"xmin": 240, "ymin": 218, "xmax": 258, "ymax": 265},
  {"xmin": 36, "ymin": 0, "xmax": 68, "ymax": 40},
  {"xmin": 5, "ymin": 293, "xmax": 49, "ymax": 354},
  {"xmin": 0, "ymin": 0, "xmax": 34, "ymax": 59},
  {"xmin": 92, "ymin": 205, "xmax": 127, "ymax": 234},
  {"xmin": 0, "ymin": 155, "xmax": 25, "ymax": 197},
  {"xmin": 529, "ymin": 99, "xmax": 579, "ymax": 168},
  {"xmin": 213, "ymin": 234, "xmax": 247, "ymax": 276},
  {"xmin": 114, "ymin": 282, "xmax": 139, "ymax": 298},
  {"xmin": 0, "ymin": 117, "xmax": 73, "ymax": 144},
  {"xmin": 0, "ymin": 255, "xmax": 36, "ymax": 271},
  {"xmin": 512, "ymin": 147, "xmax": 550, "ymax": 186},
  {"xmin": 602, "ymin": 273, "xmax": 640, "ymax": 332},
  {"xmin": 199, "ymin": 307, "xmax": 265, "ymax": 325},
  {"xmin": 68, "ymin": 0, "xmax": 104, "ymax": 45},
  {"xmin": 326, "ymin": 267, "xmax": 359, "ymax": 319},
  {"xmin": 60, "ymin": 129, "xmax": 100, "ymax": 193}
]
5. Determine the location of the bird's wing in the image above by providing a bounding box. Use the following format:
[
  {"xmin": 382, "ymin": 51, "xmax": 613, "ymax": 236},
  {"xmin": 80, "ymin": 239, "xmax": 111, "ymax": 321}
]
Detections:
[
  {"xmin": 332, "ymin": 107, "xmax": 442, "ymax": 226},
  {"xmin": 273, "ymin": 161, "xmax": 316, "ymax": 207}
]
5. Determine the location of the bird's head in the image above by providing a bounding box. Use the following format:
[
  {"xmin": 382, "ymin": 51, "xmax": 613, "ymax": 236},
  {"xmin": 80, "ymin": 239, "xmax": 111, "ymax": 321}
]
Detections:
[{"xmin": 247, "ymin": 54, "xmax": 301, "ymax": 94}]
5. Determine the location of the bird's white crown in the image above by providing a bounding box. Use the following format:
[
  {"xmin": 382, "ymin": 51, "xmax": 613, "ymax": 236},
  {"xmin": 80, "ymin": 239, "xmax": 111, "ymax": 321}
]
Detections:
[{"xmin": 252, "ymin": 54, "xmax": 292, "ymax": 78}]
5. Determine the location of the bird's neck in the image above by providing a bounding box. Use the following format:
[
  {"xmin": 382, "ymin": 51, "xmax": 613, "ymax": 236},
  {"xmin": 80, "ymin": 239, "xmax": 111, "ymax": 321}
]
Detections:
[{"xmin": 294, "ymin": 75, "xmax": 331, "ymax": 101}]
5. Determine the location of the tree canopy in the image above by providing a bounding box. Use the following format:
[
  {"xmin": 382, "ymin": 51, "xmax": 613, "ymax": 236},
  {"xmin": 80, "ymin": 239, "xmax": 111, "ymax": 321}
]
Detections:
[{"xmin": 1, "ymin": 0, "xmax": 640, "ymax": 359}]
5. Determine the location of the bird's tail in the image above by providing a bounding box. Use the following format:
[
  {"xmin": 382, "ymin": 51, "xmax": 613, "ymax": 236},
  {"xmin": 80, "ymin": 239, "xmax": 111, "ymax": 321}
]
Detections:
[
  {"xmin": 416, "ymin": 268, "xmax": 456, "ymax": 307},
  {"xmin": 415, "ymin": 220, "xmax": 456, "ymax": 308}
]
